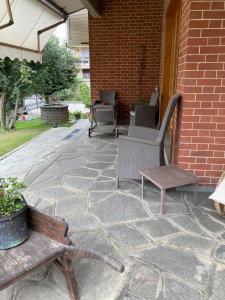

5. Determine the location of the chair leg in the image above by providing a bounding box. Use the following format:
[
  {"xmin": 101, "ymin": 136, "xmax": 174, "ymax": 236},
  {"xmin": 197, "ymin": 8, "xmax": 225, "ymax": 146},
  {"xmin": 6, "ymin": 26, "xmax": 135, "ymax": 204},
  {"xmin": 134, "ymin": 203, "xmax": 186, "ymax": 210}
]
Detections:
[
  {"xmin": 160, "ymin": 189, "xmax": 166, "ymax": 215},
  {"xmin": 60, "ymin": 257, "xmax": 79, "ymax": 300},
  {"xmin": 116, "ymin": 178, "xmax": 119, "ymax": 188}
]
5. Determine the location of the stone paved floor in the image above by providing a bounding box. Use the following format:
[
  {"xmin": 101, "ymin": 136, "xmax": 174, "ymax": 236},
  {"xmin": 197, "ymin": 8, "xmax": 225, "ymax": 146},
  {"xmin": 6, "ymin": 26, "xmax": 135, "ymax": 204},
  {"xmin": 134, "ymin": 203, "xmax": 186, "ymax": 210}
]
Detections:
[{"xmin": 1, "ymin": 126, "xmax": 225, "ymax": 300}]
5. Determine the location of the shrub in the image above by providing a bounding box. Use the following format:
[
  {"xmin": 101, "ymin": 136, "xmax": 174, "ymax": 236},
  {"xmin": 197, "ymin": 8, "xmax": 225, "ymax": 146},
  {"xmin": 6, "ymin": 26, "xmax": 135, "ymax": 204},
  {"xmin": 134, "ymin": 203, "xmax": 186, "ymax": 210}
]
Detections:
[{"xmin": 0, "ymin": 177, "xmax": 26, "ymax": 217}]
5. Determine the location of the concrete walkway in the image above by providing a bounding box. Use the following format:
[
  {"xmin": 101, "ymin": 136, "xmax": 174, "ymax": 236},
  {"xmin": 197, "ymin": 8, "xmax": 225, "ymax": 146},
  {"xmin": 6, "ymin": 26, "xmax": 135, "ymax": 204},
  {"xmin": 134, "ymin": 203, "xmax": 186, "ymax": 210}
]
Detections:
[
  {"xmin": 1, "ymin": 125, "xmax": 225, "ymax": 300},
  {"xmin": 0, "ymin": 119, "xmax": 89, "ymax": 184}
]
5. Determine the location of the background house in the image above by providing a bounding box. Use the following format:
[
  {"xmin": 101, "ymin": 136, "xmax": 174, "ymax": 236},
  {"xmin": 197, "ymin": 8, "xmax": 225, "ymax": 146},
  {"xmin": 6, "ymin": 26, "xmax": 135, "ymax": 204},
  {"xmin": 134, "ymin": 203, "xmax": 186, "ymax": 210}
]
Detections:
[{"xmin": 68, "ymin": 9, "xmax": 90, "ymax": 86}]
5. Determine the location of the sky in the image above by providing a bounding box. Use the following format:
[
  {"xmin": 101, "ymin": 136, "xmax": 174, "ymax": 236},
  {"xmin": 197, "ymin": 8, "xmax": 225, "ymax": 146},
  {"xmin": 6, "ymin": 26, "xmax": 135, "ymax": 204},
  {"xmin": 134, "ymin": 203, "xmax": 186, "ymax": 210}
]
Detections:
[{"xmin": 54, "ymin": 23, "xmax": 67, "ymax": 42}]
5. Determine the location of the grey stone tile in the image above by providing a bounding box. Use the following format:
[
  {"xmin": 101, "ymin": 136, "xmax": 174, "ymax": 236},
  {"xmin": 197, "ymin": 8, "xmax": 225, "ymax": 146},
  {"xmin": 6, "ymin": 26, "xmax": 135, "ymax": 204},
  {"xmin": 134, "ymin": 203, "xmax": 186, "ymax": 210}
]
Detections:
[
  {"xmin": 0, "ymin": 285, "xmax": 14, "ymax": 300},
  {"xmin": 70, "ymin": 230, "xmax": 121, "ymax": 259},
  {"xmin": 45, "ymin": 157, "xmax": 87, "ymax": 176},
  {"xmin": 191, "ymin": 208, "xmax": 224, "ymax": 233},
  {"xmin": 134, "ymin": 218, "xmax": 179, "ymax": 239},
  {"xmin": 89, "ymin": 191, "xmax": 113, "ymax": 205},
  {"xmin": 134, "ymin": 246, "xmax": 214, "ymax": 288},
  {"xmin": 148, "ymin": 203, "xmax": 187, "ymax": 215},
  {"xmin": 22, "ymin": 190, "xmax": 41, "ymax": 207},
  {"xmin": 28, "ymin": 175, "xmax": 63, "ymax": 190},
  {"xmin": 168, "ymin": 233, "xmax": 215, "ymax": 255},
  {"xmin": 214, "ymin": 244, "xmax": 225, "ymax": 263},
  {"xmin": 63, "ymin": 176, "xmax": 94, "ymax": 192},
  {"xmin": 96, "ymin": 176, "xmax": 114, "ymax": 182},
  {"xmin": 12, "ymin": 282, "xmax": 69, "ymax": 300},
  {"xmin": 88, "ymin": 154, "xmax": 116, "ymax": 163},
  {"xmin": 56, "ymin": 193, "xmax": 88, "ymax": 217},
  {"xmin": 36, "ymin": 198, "xmax": 56, "ymax": 215},
  {"xmin": 73, "ymin": 259, "xmax": 125, "ymax": 300},
  {"xmin": 85, "ymin": 162, "xmax": 112, "ymax": 170},
  {"xmin": 67, "ymin": 213, "xmax": 100, "ymax": 232},
  {"xmin": 164, "ymin": 276, "xmax": 203, "ymax": 300},
  {"xmin": 210, "ymin": 268, "xmax": 225, "ymax": 300},
  {"xmin": 185, "ymin": 191, "xmax": 214, "ymax": 210},
  {"xmin": 107, "ymin": 224, "xmax": 150, "ymax": 249},
  {"xmin": 69, "ymin": 167, "xmax": 99, "ymax": 178},
  {"xmin": 89, "ymin": 180, "xmax": 139, "ymax": 192},
  {"xmin": 118, "ymin": 293, "xmax": 142, "ymax": 300},
  {"xmin": 38, "ymin": 186, "xmax": 78, "ymax": 202},
  {"xmin": 170, "ymin": 215, "xmax": 205, "ymax": 235},
  {"xmin": 101, "ymin": 168, "xmax": 116, "ymax": 178},
  {"xmin": 91, "ymin": 193, "xmax": 149, "ymax": 224},
  {"xmin": 128, "ymin": 265, "xmax": 161, "ymax": 299}
]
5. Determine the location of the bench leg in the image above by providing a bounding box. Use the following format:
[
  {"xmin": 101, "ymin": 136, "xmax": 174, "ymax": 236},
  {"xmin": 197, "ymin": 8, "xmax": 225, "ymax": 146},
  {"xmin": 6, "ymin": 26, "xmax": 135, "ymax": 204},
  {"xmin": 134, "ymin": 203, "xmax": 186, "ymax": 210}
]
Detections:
[
  {"xmin": 60, "ymin": 257, "xmax": 79, "ymax": 300},
  {"xmin": 141, "ymin": 175, "xmax": 145, "ymax": 198},
  {"xmin": 160, "ymin": 189, "xmax": 166, "ymax": 215}
]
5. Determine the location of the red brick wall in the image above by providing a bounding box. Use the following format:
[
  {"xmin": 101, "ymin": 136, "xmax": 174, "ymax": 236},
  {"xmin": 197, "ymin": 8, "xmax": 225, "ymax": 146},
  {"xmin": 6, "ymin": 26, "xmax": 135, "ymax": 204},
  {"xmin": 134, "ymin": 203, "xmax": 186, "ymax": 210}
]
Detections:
[
  {"xmin": 89, "ymin": 0, "xmax": 163, "ymax": 121},
  {"xmin": 176, "ymin": 0, "xmax": 225, "ymax": 185}
]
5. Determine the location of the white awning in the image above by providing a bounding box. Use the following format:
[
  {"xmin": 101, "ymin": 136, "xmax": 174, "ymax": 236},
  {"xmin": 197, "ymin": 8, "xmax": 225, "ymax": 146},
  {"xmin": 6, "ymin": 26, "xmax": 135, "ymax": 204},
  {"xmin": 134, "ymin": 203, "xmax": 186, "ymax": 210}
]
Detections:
[{"xmin": 0, "ymin": 0, "xmax": 100, "ymax": 62}]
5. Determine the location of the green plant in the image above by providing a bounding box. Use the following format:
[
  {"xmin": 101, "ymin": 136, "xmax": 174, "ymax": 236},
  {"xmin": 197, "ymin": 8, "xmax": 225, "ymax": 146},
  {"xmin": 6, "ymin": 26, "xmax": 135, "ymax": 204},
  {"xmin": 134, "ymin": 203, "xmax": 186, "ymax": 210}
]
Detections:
[
  {"xmin": 74, "ymin": 111, "xmax": 81, "ymax": 119},
  {"xmin": 0, "ymin": 177, "xmax": 26, "ymax": 217},
  {"xmin": 32, "ymin": 36, "xmax": 78, "ymax": 103}
]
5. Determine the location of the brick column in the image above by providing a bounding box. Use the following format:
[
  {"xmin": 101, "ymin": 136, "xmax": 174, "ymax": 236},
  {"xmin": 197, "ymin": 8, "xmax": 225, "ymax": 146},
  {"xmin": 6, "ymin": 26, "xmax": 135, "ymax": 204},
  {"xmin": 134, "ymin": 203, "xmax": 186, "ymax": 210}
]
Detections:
[{"xmin": 176, "ymin": 0, "xmax": 225, "ymax": 185}]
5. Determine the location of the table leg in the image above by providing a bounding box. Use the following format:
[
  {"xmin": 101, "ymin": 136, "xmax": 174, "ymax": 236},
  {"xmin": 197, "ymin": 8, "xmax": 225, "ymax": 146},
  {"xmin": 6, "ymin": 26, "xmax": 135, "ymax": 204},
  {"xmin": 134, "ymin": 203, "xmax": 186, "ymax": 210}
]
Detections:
[
  {"xmin": 193, "ymin": 183, "xmax": 198, "ymax": 206},
  {"xmin": 141, "ymin": 175, "xmax": 144, "ymax": 198},
  {"xmin": 160, "ymin": 189, "xmax": 166, "ymax": 215}
]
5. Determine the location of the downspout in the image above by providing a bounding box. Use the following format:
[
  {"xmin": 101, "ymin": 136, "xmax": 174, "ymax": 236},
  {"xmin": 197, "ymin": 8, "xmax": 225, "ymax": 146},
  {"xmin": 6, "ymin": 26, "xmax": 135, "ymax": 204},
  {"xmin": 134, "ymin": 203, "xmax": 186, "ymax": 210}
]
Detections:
[{"xmin": 0, "ymin": 0, "xmax": 14, "ymax": 30}]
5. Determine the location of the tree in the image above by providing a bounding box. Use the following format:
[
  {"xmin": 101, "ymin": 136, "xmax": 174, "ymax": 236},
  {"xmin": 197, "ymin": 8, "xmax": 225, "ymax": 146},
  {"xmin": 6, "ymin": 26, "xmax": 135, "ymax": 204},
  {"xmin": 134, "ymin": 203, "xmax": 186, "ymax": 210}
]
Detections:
[
  {"xmin": 33, "ymin": 36, "xmax": 78, "ymax": 103},
  {"xmin": 0, "ymin": 59, "xmax": 34, "ymax": 130}
]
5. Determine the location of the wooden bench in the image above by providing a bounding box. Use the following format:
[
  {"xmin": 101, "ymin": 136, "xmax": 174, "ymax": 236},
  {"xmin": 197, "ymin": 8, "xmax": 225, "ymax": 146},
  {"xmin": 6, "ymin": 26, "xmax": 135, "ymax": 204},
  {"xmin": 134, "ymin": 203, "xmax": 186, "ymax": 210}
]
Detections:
[{"xmin": 0, "ymin": 206, "xmax": 124, "ymax": 300}]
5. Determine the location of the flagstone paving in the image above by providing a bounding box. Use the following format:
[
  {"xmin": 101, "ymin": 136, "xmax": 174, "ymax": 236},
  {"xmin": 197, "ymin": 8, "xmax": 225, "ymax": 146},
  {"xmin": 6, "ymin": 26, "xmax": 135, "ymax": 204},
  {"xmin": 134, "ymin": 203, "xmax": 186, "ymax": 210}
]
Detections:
[{"xmin": 1, "ymin": 124, "xmax": 225, "ymax": 300}]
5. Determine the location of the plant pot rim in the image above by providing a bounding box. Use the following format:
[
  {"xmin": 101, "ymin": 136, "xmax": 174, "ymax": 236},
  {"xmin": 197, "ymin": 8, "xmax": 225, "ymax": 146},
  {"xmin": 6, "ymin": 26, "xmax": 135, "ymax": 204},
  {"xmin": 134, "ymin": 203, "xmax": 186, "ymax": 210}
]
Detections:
[{"xmin": 0, "ymin": 197, "xmax": 27, "ymax": 222}]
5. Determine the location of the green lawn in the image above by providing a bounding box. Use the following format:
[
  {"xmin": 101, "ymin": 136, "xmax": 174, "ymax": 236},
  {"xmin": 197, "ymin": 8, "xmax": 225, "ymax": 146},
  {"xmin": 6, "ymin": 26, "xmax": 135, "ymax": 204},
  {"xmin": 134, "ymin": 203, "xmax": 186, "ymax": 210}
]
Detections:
[{"xmin": 0, "ymin": 117, "xmax": 75, "ymax": 157}]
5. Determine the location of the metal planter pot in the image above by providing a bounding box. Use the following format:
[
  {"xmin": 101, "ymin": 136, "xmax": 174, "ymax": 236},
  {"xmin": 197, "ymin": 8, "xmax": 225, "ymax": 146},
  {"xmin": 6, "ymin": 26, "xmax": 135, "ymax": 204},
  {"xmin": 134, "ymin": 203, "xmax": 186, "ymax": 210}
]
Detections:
[{"xmin": 0, "ymin": 199, "xmax": 28, "ymax": 250}]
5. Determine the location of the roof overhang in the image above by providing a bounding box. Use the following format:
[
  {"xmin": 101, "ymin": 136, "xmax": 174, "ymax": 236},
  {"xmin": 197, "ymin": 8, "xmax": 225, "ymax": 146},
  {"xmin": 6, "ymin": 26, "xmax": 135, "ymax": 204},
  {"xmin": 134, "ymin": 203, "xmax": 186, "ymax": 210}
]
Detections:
[
  {"xmin": 0, "ymin": 0, "xmax": 101, "ymax": 62},
  {"xmin": 67, "ymin": 9, "xmax": 89, "ymax": 47}
]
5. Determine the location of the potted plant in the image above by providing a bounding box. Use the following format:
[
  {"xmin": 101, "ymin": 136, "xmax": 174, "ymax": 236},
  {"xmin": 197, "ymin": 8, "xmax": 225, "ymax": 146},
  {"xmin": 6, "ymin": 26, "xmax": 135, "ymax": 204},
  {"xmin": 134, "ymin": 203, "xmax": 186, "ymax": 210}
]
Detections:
[
  {"xmin": 74, "ymin": 111, "xmax": 81, "ymax": 120},
  {"xmin": 0, "ymin": 177, "xmax": 28, "ymax": 250}
]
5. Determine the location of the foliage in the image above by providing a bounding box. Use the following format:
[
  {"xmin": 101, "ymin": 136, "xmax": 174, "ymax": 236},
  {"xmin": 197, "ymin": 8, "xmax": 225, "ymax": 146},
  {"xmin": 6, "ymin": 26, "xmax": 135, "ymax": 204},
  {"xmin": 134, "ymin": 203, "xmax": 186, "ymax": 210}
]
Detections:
[
  {"xmin": 74, "ymin": 111, "xmax": 81, "ymax": 119},
  {"xmin": 32, "ymin": 36, "xmax": 78, "ymax": 103},
  {"xmin": 73, "ymin": 80, "xmax": 91, "ymax": 107},
  {"xmin": 0, "ymin": 59, "xmax": 34, "ymax": 130},
  {"xmin": 0, "ymin": 177, "xmax": 26, "ymax": 217},
  {"xmin": 54, "ymin": 88, "xmax": 75, "ymax": 102}
]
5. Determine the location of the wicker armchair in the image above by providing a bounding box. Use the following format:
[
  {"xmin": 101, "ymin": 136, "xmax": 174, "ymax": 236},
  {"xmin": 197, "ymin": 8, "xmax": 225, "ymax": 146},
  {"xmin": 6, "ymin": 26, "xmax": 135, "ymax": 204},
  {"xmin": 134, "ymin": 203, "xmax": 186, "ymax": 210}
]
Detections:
[
  {"xmin": 89, "ymin": 90, "xmax": 118, "ymax": 137},
  {"xmin": 130, "ymin": 90, "xmax": 160, "ymax": 128},
  {"xmin": 116, "ymin": 94, "xmax": 181, "ymax": 184}
]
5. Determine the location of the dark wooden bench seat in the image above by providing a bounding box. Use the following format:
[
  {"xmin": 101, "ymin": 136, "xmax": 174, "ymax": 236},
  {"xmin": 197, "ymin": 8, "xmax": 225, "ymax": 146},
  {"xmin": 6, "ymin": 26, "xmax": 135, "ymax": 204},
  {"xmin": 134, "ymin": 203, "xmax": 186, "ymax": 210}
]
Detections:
[{"xmin": 0, "ymin": 206, "xmax": 124, "ymax": 300}]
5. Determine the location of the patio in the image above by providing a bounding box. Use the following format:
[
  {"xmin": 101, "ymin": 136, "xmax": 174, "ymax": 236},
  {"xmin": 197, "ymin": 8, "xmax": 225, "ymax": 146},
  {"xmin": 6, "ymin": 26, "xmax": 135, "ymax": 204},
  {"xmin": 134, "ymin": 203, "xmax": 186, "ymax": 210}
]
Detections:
[{"xmin": 1, "ymin": 123, "xmax": 225, "ymax": 300}]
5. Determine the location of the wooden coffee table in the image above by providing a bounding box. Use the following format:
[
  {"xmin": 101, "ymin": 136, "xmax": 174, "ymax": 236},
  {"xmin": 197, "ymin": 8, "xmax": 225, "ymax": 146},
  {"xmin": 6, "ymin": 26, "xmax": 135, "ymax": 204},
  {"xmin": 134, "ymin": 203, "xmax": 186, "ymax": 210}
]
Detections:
[{"xmin": 140, "ymin": 165, "xmax": 199, "ymax": 214}]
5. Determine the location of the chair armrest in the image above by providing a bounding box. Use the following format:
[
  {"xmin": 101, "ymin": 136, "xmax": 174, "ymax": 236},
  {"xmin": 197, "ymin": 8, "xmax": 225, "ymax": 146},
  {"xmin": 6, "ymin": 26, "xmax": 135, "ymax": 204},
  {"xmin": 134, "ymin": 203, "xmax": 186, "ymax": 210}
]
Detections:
[
  {"xmin": 128, "ymin": 126, "xmax": 159, "ymax": 141},
  {"xmin": 63, "ymin": 246, "xmax": 124, "ymax": 273},
  {"xmin": 119, "ymin": 134, "xmax": 160, "ymax": 146}
]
